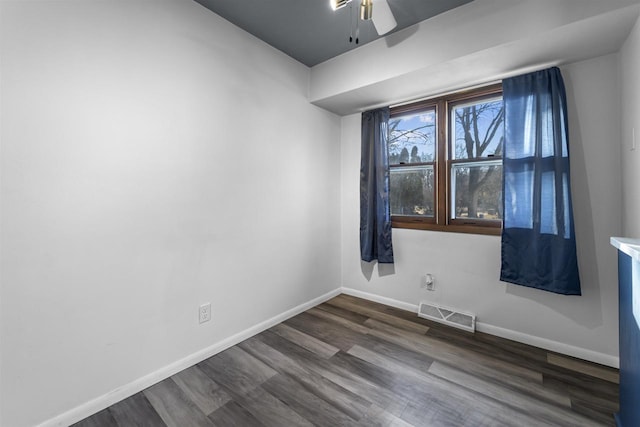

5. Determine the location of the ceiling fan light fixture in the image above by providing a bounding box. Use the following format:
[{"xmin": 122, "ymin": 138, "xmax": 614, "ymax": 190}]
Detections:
[
  {"xmin": 360, "ymin": 0, "xmax": 373, "ymax": 20},
  {"xmin": 330, "ymin": 0, "xmax": 351, "ymax": 10}
]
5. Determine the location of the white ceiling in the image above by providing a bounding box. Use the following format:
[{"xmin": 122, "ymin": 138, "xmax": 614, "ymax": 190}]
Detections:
[{"xmin": 193, "ymin": 0, "xmax": 640, "ymax": 115}]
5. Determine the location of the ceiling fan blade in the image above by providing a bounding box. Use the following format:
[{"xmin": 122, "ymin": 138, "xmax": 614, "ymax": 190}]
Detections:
[{"xmin": 371, "ymin": 0, "xmax": 397, "ymax": 35}]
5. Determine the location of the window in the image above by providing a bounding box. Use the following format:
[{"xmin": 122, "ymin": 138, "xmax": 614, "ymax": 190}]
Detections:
[{"xmin": 389, "ymin": 84, "xmax": 504, "ymax": 235}]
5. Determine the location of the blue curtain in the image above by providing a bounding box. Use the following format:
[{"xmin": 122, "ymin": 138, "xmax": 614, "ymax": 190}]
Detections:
[
  {"xmin": 360, "ymin": 107, "xmax": 394, "ymax": 263},
  {"xmin": 501, "ymin": 67, "xmax": 581, "ymax": 295}
]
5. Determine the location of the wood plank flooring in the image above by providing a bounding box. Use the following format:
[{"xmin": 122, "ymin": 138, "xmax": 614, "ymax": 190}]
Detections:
[{"xmin": 73, "ymin": 294, "xmax": 619, "ymax": 427}]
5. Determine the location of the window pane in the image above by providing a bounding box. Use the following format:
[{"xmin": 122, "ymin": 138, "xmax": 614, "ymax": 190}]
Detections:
[
  {"xmin": 390, "ymin": 166, "xmax": 434, "ymax": 216},
  {"xmin": 451, "ymin": 162, "xmax": 502, "ymax": 220},
  {"xmin": 452, "ymin": 98, "xmax": 504, "ymax": 160},
  {"xmin": 389, "ymin": 110, "xmax": 436, "ymax": 165}
]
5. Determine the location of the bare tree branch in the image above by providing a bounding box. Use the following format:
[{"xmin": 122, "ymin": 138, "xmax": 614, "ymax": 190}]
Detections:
[{"xmin": 478, "ymin": 108, "xmax": 504, "ymax": 154}]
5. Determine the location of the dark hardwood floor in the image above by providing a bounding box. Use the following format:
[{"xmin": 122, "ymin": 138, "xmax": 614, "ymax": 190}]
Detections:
[{"xmin": 74, "ymin": 294, "xmax": 619, "ymax": 426}]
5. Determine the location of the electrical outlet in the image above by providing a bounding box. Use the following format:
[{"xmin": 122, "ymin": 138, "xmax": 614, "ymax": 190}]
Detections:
[
  {"xmin": 199, "ymin": 303, "xmax": 211, "ymax": 324},
  {"xmin": 424, "ymin": 273, "xmax": 435, "ymax": 291},
  {"xmin": 632, "ymin": 128, "xmax": 636, "ymax": 151}
]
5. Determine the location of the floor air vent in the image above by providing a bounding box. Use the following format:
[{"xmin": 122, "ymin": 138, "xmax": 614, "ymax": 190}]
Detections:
[{"xmin": 418, "ymin": 302, "xmax": 476, "ymax": 332}]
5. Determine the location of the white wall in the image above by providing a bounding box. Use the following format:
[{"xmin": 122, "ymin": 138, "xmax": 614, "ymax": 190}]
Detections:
[
  {"xmin": 0, "ymin": 1, "xmax": 341, "ymax": 426},
  {"xmin": 340, "ymin": 53, "xmax": 622, "ymax": 366},
  {"xmin": 620, "ymin": 15, "xmax": 640, "ymax": 238}
]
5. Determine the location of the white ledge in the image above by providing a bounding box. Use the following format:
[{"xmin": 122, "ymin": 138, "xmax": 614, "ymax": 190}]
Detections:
[{"xmin": 611, "ymin": 237, "xmax": 640, "ymax": 263}]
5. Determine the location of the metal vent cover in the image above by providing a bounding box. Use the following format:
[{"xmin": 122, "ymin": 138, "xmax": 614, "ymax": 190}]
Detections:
[{"xmin": 418, "ymin": 302, "xmax": 475, "ymax": 332}]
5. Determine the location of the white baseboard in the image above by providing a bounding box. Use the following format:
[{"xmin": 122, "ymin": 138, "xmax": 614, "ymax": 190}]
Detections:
[
  {"xmin": 476, "ymin": 322, "xmax": 619, "ymax": 368},
  {"xmin": 341, "ymin": 287, "xmax": 619, "ymax": 369},
  {"xmin": 37, "ymin": 287, "xmax": 342, "ymax": 427},
  {"xmin": 341, "ymin": 287, "xmax": 420, "ymax": 313}
]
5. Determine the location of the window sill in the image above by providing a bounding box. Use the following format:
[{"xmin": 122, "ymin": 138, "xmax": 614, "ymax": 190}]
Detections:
[{"xmin": 391, "ymin": 218, "xmax": 502, "ymax": 236}]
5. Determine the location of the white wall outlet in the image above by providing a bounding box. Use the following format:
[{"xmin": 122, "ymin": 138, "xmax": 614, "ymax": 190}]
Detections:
[
  {"xmin": 199, "ymin": 302, "xmax": 211, "ymax": 324},
  {"xmin": 632, "ymin": 128, "xmax": 636, "ymax": 151},
  {"xmin": 424, "ymin": 273, "xmax": 435, "ymax": 291}
]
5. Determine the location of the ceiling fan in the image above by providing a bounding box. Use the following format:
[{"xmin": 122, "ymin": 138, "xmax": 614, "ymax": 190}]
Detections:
[{"xmin": 331, "ymin": 0, "xmax": 398, "ymax": 36}]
